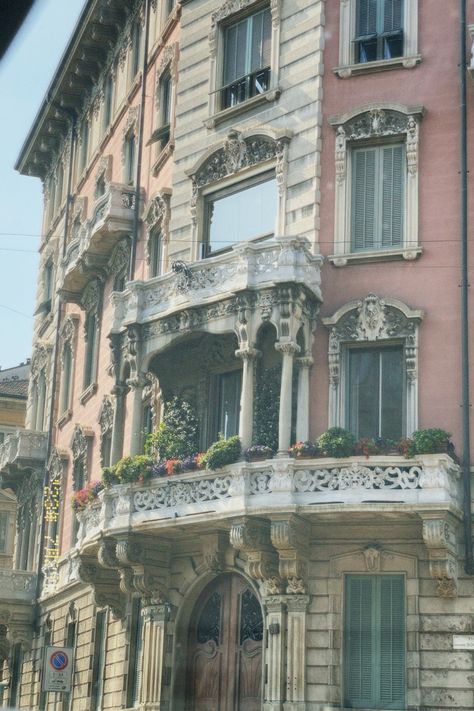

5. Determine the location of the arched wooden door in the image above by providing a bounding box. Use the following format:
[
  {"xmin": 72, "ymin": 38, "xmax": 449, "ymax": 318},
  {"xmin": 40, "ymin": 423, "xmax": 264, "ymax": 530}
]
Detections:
[{"xmin": 186, "ymin": 574, "xmax": 263, "ymax": 711}]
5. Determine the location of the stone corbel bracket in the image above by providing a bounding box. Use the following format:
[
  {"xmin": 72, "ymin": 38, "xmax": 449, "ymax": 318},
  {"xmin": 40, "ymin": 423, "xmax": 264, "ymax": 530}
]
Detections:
[
  {"xmin": 78, "ymin": 554, "xmax": 125, "ymax": 619},
  {"xmin": 270, "ymin": 515, "xmax": 310, "ymax": 594},
  {"xmin": 420, "ymin": 513, "xmax": 459, "ymax": 598},
  {"xmin": 230, "ymin": 517, "xmax": 282, "ymax": 596},
  {"xmin": 197, "ymin": 531, "xmax": 228, "ymax": 575},
  {"xmin": 113, "ymin": 535, "xmax": 171, "ymax": 603}
]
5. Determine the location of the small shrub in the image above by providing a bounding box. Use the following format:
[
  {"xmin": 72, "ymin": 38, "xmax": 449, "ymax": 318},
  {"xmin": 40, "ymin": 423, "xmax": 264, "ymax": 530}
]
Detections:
[
  {"xmin": 317, "ymin": 427, "xmax": 356, "ymax": 458},
  {"xmin": 201, "ymin": 435, "xmax": 241, "ymax": 470},
  {"xmin": 102, "ymin": 466, "xmax": 120, "ymax": 487},
  {"xmin": 288, "ymin": 441, "xmax": 319, "ymax": 458},
  {"xmin": 411, "ymin": 428, "xmax": 452, "ymax": 454},
  {"xmin": 146, "ymin": 396, "xmax": 199, "ymax": 460}
]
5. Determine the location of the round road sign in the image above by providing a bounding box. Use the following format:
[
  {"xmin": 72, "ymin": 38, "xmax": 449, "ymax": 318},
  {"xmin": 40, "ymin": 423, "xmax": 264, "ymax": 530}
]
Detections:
[{"xmin": 50, "ymin": 650, "xmax": 69, "ymax": 671}]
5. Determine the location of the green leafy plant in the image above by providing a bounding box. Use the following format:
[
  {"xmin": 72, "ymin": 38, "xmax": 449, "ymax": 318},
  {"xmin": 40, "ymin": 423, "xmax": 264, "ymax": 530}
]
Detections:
[
  {"xmin": 410, "ymin": 428, "xmax": 453, "ymax": 455},
  {"xmin": 146, "ymin": 396, "xmax": 199, "ymax": 460},
  {"xmin": 102, "ymin": 455, "xmax": 154, "ymax": 486},
  {"xmin": 201, "ymin": 435, "xmax": 241, "ymax": 470},
  {"xmin": 317, "ymin": 427, "xmax": 356, "ymax": 458},
  {"xmin": 253, "ymin": 366, "xmax": 280, "ymax": 452}
]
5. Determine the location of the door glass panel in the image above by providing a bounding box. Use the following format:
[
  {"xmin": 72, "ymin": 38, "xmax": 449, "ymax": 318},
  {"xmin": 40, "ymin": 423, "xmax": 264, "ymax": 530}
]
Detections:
[
  {"xmin": 207, "ymin": 178, "xmax": 277, "ymax": 254},
  {"xmin": 240, "ymin": 589, "xmax": 263, "ymax": 643},
  {"xmin": 197, "ymin": 592, "xmax": 221, "ymax": 644},
  {"xmin": 218, "ymin": 371, "xmax": 242, "ymax": 439}
]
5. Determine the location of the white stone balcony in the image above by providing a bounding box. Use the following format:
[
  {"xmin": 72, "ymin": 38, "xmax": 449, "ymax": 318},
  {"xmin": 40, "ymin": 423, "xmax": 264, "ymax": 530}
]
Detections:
[
  {"xmin": 0, "ymin": 569, "xmax": 36, "ymax": 603},
  {"xmin": 0, "ymin": 569, "xmax": 37, "ymax": 648},
  {"xmin": 110, "ymin": 236, "xmax": 323, "ymax": 333},
  {"xmin": 77, "ymin": 453, "xmax": 461, "ymax": 549},
  {"xmin": 0, "ymin": 430, "xmax": 47, "ymax": 484},
  {"xmin": 61, "ymin": 182, "xmax": 138, "ymax": 296}
]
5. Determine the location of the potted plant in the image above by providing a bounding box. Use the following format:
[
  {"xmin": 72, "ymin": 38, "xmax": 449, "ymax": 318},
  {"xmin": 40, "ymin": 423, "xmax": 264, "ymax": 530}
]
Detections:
[
  {"xmin": 244, "ymin": 444, "xmax": 274, "ymax": 462},
  {"xmin": 317, "ymin": 427, "xmax": 356, "ymax": 458},
  {"xmin": 201, "ymin": 435, "xmax": 241, "ymax": 471},
  {"xmin": 71, "ymin": 481, "xmax": 104, "ymax": 512},
  {"xmin": 288, "ymin": 441, "xmax": 319, "ymax": 459}
]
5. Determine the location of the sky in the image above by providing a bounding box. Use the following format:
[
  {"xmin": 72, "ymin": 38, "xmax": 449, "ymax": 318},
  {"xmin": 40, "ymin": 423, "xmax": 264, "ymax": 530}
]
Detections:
[{"xmin": 0, "ymin": 0, "xmax": 85, "ymax": 371}]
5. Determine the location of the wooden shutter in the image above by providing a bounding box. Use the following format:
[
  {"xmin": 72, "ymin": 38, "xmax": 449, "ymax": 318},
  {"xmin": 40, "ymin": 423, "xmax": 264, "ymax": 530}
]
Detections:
[
  {"xmin": 356, "ymin": 0, "xmax": 378, "ymax": 36},
  {"xmin": 345, "ymin": 576, "xmax": 374, "ymax": 706},
  {"xmin": 345, "ymin": 575, "xmax": 405, "ymax": 709},
  {"xmin": 379, "ymin": 576, "xmax": 405, "ymax": 707},
  {"xmin": 383, "ymin": 0, "xmax": 404, "ymax": 32},
  {"xmin": 352, "ymin": 148, "xmax": 376, "ymax": 251},
  {"xmin": 381, "ymin": 145, "xmax": 404, "ymax": 247}
]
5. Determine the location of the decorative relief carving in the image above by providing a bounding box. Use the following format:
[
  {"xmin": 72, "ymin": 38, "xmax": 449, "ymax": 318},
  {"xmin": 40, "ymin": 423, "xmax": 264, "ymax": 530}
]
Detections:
[
  {"xmin": 107, "ymin": 238, "xmax": 130, "ymax": 279},
  {"xmin": 230, "ymin": 517, "xmax": 281, "ymax": 595},
  {"xmin": 270, "ymin": 517, "xmax": 310, "ymax": 594},
  {"xmin": 81, "ymin": 278, "xmax": 102, "ymax": 316},
  {"xmin": 363, "ymin": 545, "xmax": 381, "ymax": 572},
  {"xmin": 421, "ymin": 514, "xmax": 458, "ymax": 598}
]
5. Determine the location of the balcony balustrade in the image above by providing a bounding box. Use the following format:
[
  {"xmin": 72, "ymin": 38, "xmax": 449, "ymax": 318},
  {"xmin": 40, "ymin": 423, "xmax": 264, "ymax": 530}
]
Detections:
[
  {"xmin": 0, "ymin": 569, "xmax": 37, "ymax": 649},
  {"xmin": 76, "ymin": 453, "xmax": 461, "ymax": 549},
  {"xmin": 0, "ymin": 430, "xmax": 48, "ymax": 485},
  {"xmin": 60, "ymin": 182, "xmax": 139, "ymax": 297}
]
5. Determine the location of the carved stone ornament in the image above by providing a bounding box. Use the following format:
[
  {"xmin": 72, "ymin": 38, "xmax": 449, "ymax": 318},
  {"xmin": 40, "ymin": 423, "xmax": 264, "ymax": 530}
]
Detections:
[
  {"xmin": 156, "ymin": 43, "xmax": 179, "ymax": 107},
  {"xmin": 71, "ymin": 424, "xmax": 90, "ymax": 490},
  {"xmin": 209, "ymin": 0, "xmax": 281, "ymax": 57},
  {"xmin": 78, "ymin": 555, "xmax": 125, "ymax": 620},
  {"xmin": 230, "ymin": 517, "xmax": 282, "ymax": 596},
  {"xmin": 331, "ymin": 106, "xmax": 423, "ymax": 185},
  {"xmin": 31, "ymin": 343, "xmax": 51, "ymax": 379},
  {"xmin": 421, "ymin": 514, "xmax": 458, "ymax": 598},
  {"xmin": 81, "ymin": 278, "xmax": 101, "ymax": 315},
  {"xmin": 189, "ymin": 130, "xmax": 289, "ymax": 224},
  {"xmin": 48, "ymin": 447, "xmax": 67, "ymax": 483},
  {"xmin": 363, "ymin": 545, "xmax": 381, "ymax": 572},
  {"xmin": 121, "ymin": 106, "xmax": 140, "ymax": 165},
  {"xmin": 61, "ymin": 315, "xmax": 78, "ymax": 346},
  {"xmin": 95, "ymin": 155, "xmax": 113, "ymax": 192},
  {"xmin": 324, "ymin": 294, "xmax": 423, "ymax": 388},
  {"xmin": 108, "ymin": 238, "xmax": 130, "ymax": 278},
  {"xmin": 270, "ymin": 516, "xmax": 310, "ymax": 594},
  {"xmin": 99, "ymin": 396, "xmax": 114, "ymax": 436}
]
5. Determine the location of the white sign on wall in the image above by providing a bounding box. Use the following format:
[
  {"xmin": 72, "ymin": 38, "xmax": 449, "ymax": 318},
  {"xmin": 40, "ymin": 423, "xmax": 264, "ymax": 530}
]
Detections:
[
  {"xmin": 452, "ymin": 635, "xmax": 474, "ymax": 650},
  {"xmin": 42, "ymin": 646, "xmax": 74, "ymax": 692}
]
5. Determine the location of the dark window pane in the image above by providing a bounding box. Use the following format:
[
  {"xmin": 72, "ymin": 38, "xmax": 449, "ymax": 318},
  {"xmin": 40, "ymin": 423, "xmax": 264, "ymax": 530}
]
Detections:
[
  {"xmin": 349, "ymin": 349, "xmax": 380, "ymax": 439},
  {"xmin": 380, "ymin": 348, "xmax": 403, "ymax": 440},
  {"xmin": 218, "ymin": 371, "xmax": 241, "ymax": 438}
]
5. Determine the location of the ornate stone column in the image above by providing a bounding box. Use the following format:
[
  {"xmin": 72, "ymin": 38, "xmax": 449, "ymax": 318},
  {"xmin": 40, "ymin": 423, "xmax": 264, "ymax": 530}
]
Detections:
[
  {"xmin": 110, "ymin": 383, "xmax": 128, "ymax": 464},
  {"xmin": 284, "ymin": 595, "xmax": 310, "ymax": 711},
  {"xmin": 295, "ymin": 357, "xmax": 313, "ymax": 443},
  {"xmin": 275, "ymin": 342, "xmax": 300, "ymax": 455},
  {"xmin": 140, "ymin": 601, "xmax": 169, "ymax": 711},
  {"xmin": 263, "ymin": 596, "xmax": 287, "ymax": 711},
  {"xmin": 128, "ymin": 374, "xmax": 147, "ymax": 456},
  {"xmin": 235, "ymin": 347, "xmax": 260, "ymax": 449}
]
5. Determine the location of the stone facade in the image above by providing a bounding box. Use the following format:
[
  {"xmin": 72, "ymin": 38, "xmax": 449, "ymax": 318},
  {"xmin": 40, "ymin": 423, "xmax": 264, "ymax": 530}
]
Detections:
[{"xmin": 2, "ymin": 0, "xmax": 474, "ymax": 710}]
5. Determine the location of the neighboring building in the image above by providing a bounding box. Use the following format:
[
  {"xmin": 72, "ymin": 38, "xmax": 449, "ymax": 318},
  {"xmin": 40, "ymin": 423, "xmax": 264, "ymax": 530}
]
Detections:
[
  {"xmin": 0, "ymin": 361, "xmax": 30, "ymax": 444},
  {"xmin": 1, "ymin": 1, "xmax": 474, "ymax": 710}
]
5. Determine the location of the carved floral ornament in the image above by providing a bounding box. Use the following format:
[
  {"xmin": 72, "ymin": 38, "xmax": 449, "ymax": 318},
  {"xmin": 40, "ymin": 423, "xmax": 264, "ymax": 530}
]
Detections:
[
  {"xmin": 31, "ymin": 343, "xmax": 52, "ymax": 379},
  {"xmin": 99, "ymin": 396, "xmax": 114, "ymax": 436},
  {"xmin": 331, "ymin": 106, "xmax": 424, "ymax": 185},
  {"xmin": 323, "ymin": 293, "xmax": 423, "ymax": 388},
  {"xmin": 108, "ymin": 239, "xmax": 131, "ymax": 278},
  {"xmin": 209, "ymin": 0, "xmax": 281, "ymax": 56},
  {"xmin": 61, "ymin": 315, "xmax": 78, "ymax": 347},
  {"xmin": 81, "ymin": 278, "xmax": 102, "ymax": 316},
  {"xmin": 188, "ymin": 129, "xmax": 290, "ymax": 224}
]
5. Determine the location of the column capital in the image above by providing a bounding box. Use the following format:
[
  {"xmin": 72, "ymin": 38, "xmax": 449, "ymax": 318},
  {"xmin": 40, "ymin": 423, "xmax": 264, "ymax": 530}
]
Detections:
[
  {"xmin": 275, "ymin": 341, "xmax": 300, "ymax": 356},
  {"xmin": 295, "ymin": 356, "xmax": 313, "ymax": 368},
  {"xmin": 235, "ymin": 347, "xmax": 261, "ymax": 361}
]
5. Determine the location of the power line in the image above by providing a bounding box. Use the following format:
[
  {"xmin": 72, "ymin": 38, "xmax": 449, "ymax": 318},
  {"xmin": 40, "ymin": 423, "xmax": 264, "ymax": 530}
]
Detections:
[{"xmin": 0, "ymin": 304, "xmax": 33, "ymax": 319}]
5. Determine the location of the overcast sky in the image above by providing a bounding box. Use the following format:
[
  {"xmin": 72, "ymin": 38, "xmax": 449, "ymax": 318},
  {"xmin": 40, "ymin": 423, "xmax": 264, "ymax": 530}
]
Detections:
[{"xmin": 0, "ymin": 0, "xmax": 84, "ymax": 371}]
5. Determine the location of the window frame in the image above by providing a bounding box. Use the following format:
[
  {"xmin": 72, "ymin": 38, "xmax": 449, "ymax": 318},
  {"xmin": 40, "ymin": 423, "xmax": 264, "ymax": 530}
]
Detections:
[
  {"xmin": 90, "ymin": 609, "xmax": 108, "ymax": 711},
  {"xmin": 335, "ymin": 0, "xmax": 420, "ymax": 78},
  {"xmin": 329, "ymin": 104, "xmax": 423, "ymax": 266},
  {"xmin": 322, "ymin": 293, "xmax": 423, "ymax": 438},
  {"xmin": 207, "ymin": 0, "xmax": 282, "ymax": 127}
]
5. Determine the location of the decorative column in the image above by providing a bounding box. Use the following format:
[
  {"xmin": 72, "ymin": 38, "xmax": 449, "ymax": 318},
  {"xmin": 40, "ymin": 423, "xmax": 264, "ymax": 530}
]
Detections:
[
  {"xmin": 140, "ymin": 601, "xmax": 169, "ymax": 711},
  {"xmin": 295, "ymin": 357, "xmax": 313, "ymax": 442},
  {"xmin": 275, "ymin": 342, "xmax": 300, "ymax": 456},
  {"xmin": 284, "ymin": 595, "xmax": 310, "ymax": 711},
  {"xmin": 110, "ymin": 383, "xmax": 128, "ymax": 464},
  {"xmin": 235, "ymin": 348, "xmax": 260, "ymax": 450},
  {"xmin": 128, "ymin": 374, "xmax": 147, "ymax": 456},
  {"xmin": 263, "ymin": 596, "xmax": 287, "ymax": 711}
]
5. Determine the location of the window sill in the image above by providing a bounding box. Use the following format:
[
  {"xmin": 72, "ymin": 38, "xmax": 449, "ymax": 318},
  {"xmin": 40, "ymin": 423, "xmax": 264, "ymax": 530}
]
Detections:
[
  {"xmin": 57, "ymin": 409, "xmax": 72, "ymax": 429},
  {"xmin": 204, "ymin": 88, "xmax": 281, "ymax": 129},
  {"xmin": 79, "ymin": 382, "xmax": 98, "ymax": 405},
  {"xmin": 152, "ymin": 141, "xmax": 175, "ymax": 176},
  {"xmin": 329, "ymin": 247, "xmax": 423, "ymax": 267},
  {"xmin": 334, "ymin": 55, "xmax": 422, "ymax": 78}
]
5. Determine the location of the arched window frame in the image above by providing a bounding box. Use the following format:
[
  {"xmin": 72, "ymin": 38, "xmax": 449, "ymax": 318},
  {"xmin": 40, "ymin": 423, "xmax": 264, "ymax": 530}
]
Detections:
[
  {"xmin": 29, "ymin": 343, "xmax": 52, "ymax": 431},
  {"xmin": 322, "ymin": 292, "xmax": 423, "ymax": 437},
  {"xmin": 59, "ymin": 315, "xmax": 79, "ymax": 425},
  {"xmin": 121, "ymin": 107, "xmax": 139, "ymax": 186},
  {"xmin": 80, "ymin": 279, "xmax": 102, "ymax": 402},
  {"xmin": 151, "ymin": 43, "xmax": 179, "ymax": 173},
  {"xmin": 144, "ymin": 191, "xmax": 171, "ymax": 278},
  {"xmin": 329, "ymin": 103, "xmax": 423, "ymax": 266}
]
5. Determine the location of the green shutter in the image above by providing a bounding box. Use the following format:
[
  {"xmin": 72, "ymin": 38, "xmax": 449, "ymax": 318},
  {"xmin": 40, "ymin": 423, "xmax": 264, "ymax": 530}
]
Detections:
[
  {"xmin": 345, "ymin": 575, "xmax": 405, "ymax": 709},
  {"xmin": 381, "ymin": 145, "xmax": 404, "ymax": 247},
  {"xmin": 380, "ymin": 576, "xmax": 405, "ymax": 707},
  {"xmin": 384, "ymin": 0, "xmax": 403, "ymax": 32},
  {"xmin": 352, "ymin": 148, "xmax": 376, "ymax": 251},
  {"xmin": 356, "ymin": 0, "xmax": 378, "ymax": 36}
]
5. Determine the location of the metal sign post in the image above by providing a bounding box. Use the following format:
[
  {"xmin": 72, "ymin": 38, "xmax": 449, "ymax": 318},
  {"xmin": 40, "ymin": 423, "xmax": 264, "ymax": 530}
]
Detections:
[{"xmin": 42, "ymin": 646, "xmax": 74, "ymax": 692}]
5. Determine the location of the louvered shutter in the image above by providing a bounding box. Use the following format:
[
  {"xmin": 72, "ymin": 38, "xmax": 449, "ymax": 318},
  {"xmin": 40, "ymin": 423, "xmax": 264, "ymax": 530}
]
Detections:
[
  {"xmin": 384, "ymin": 0, "xmax": 404, "ymax": 32},
  {"xmin": 379, "ymin": 576, "xmax": 405, "ymax": 707},
  {"xmin": 356, "ymin": 0, "xmax": 378, "ymax": 37},
  {"xmin": 344, "ymin": 576, "xmax": 374, "ymax": 706},
  {"xmin": 352, "ymin": 148, "xmax": 376, "ymax": 251},
  {"xmin": 381, "ymin": 145, "xmax": 404, "ymax": 247}
]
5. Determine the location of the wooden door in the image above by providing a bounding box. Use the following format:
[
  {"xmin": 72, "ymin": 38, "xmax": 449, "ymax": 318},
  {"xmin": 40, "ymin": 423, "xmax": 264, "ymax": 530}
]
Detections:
[{"xmin": 186, "ymin": 574, "xmax": 263, "ymax": 711}]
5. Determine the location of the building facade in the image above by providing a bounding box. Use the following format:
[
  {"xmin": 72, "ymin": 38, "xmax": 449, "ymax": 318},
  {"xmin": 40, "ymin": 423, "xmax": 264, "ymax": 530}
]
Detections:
[{"xmin": 1, "ymin": 0, "xmax": 474, "ymax": 709}]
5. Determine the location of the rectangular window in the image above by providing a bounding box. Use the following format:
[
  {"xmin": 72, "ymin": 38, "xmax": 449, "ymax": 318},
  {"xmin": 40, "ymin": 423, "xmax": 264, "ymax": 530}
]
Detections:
[
  {"xmin": 84, "ymin": 313, "xmax": 98, "ymax": 388},
  {"xmin": 125, "ymin": 134, "xmax": 136, "ymax": 186},
  {"xmin": 103, "ymin": 74, "xmax": 114, "ymax": 130},
  {"xmin": 351, "ymin": 144, "xmax": 404, "ymax": 252},
  {"xmin": 204, "ymin": 175, "xmax": 277, "ymax": 255},
  {"xmin": 217, "ymin": 370, "xmax": 241, "ymax": 439},
  {"xmin": 9, "ymin": 643, "xmax": 23, "ymax": 709},
  {"xmin": 348, "ymin": 346, "xmax": 404, "ymax": 440},
  {"xmin": 344, "ymin": 574, "xmax": 405, "ymax": 709},
  {"xmin": 150, "ymin": 230, "xmax": 163, "ymax": 278},
  {"xmin": 355, "ymin": 0, "xmax": 404, "ymax": 63},
  {"xmin": 221, "ymin": 7, "xmax": 271, "ymax": 109},
  {"xmin": 90, "ymin": 610, "xmax": 108, "ymax": 711},
  {"xmin": 127, "ymin": 597, "xmax": 144, "ymax": 708},
  {"xmin": 79, "ymin": 121, "xmax": 89, "ymax": 174},
  {"xmin": 0, "ymin": 512, "xmax": 8, "ymax": 553}
]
